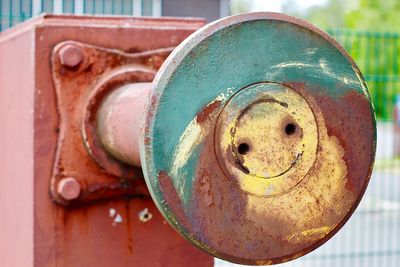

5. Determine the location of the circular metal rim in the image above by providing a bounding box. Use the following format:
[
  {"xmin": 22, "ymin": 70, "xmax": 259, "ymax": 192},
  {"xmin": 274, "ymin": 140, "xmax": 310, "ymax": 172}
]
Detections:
[{"xmin": 141, "ymin": 12, "xmax": 377, "ymax": 265}]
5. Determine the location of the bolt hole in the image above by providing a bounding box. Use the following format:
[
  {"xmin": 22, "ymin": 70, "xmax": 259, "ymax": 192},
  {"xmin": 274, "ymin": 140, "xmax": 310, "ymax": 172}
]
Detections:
[
  {"xmin": 285, "ymin": 123, "xmax": 297, "ymax": 136},
  {"xmin": 138, "ymin": 208, "xmax": 153, "ymax": 223},
  {"xmin": 238, "ymin": 143, "xmax": 250, "ymax": 155}
]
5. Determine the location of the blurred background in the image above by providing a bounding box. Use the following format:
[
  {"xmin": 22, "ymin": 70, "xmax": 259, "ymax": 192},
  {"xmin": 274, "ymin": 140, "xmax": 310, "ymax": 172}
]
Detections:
[{"xmin": 1, "ymin": 0, "xmax": 399, "ymax": 266}]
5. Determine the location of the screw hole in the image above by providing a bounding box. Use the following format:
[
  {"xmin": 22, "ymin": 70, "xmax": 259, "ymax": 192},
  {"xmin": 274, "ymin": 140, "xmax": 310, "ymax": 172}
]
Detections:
[
  {"xmin": 138, "ymin": 208, "xmax": 153, "ymax": 223},
  {"xmin": 238, "ymin": 143, "xmax": 250, "ymax": 155},
  {"xmin": 285, "ymin": 123, "xmax": 297, "ymax": 136}
]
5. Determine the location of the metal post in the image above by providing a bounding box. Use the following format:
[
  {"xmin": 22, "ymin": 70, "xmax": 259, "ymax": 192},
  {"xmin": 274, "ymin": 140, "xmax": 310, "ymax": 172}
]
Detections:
[
  {"xmin": 74, "ymin": 0, "xmax": 84, "ymax": 15},
  {"xmin": 53, "ymin": 0, "xmax": 63, "ymax": 14},
  {"xmin": 152, "ymin": 0, "xmax": 161, "ymax": 17},
  {"xmin": 220, "ymin": 0, "xmax": 230, "ymax": 18},
  {"xmin": 133, "ymin": 0, "xmax": 142, "ymax": 16},
  {"xmin": 32, "ymin": 0, "xmax": 42, "ymax": 15},
  {"xmin": 9, "ymin": 0, "xmax": 12, "ymax": 27},
  {"xmin": 0, "ymin": 0, "xmax": 2, "ymax": 31}
]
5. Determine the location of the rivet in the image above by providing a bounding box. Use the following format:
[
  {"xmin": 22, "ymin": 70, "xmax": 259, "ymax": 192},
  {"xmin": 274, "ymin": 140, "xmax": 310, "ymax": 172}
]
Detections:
[
  {"xmin": 57, "ymin": 177, "xmax": 81, "ymax": 201},
  {"xmin": 59, "ymin": 44, "xmax": 83, "ymax": 68}
]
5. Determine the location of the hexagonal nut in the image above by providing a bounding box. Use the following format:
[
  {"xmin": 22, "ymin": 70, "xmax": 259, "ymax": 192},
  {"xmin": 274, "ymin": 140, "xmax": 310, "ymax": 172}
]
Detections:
[
  {"xmin": 57, "ymin": 177, "xmax": 82, "ymax": 201},
  {"xmin": 59, "ymin": 44, "xmax": 83, "ymax": 69}
]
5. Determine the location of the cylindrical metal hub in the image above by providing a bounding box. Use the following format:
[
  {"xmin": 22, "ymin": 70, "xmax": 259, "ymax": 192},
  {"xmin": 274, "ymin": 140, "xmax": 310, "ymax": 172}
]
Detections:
[{"xmin": 97, "ymin": 82, "xmax": 152, "ymax": 167}]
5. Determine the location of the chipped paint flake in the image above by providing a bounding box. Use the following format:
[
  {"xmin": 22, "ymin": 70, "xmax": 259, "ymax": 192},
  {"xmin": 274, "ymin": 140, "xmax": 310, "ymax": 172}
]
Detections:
[
  {"xmin": 113, "ymin": 214, "xmax": 123, "ymax": 226},
  {"xmin": 109, "ymin": 208, "xmax": 117, "ymax": 218}
]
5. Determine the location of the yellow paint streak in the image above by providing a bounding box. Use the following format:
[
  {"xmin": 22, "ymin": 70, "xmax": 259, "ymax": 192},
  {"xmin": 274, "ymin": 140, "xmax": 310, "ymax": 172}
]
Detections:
[
  {"xmin": 171, "ymin": 120, "xmax": 202, "ymax": 176},
  {"xmin": 170, "ymin": 119, "xmax": 203, "ymax": 204},
  {"xmin": 285, "ymin": 226, "xmax": 333, "ymax": 242},
  {"xmin": 243, "ymin": 92, "xmax": 353, "ymax": 247}
]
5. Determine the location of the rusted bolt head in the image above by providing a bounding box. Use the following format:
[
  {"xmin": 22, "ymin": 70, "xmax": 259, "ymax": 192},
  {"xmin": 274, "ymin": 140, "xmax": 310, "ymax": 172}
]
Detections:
[
  {"xmin": 59, "ymin": 44, "xmax": 83, "ymax": 68},
  {"xmin": 57, "ymin": 177, "xmax": 81, "ymax": 201}
]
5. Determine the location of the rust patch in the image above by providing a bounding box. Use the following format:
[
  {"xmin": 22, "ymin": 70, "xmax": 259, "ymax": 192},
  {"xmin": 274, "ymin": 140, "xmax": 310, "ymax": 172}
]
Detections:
[
  {"xmin": 197, "ymin": 170, "xmax": 214, "ymax": 207},
  {"xmin": 330, "ymin": 91, "xmax": 375, "ymax": 192},
  {"xmin": 285, "ymin": 82, "xmax": 375, "ymax": 194},
  {"xmin": 144, "ymin": 137, "xmax": 151, "ymax": 145},
  {"xmin": 158, "ymin": 171, "xmax": 193, "ymax": 232},
  {"xmin": 161, "ymin": 81, "xmax": 374, "ymax": 264},
  {"xmin": 124, "ymin": 201, "xmax": 134, "ymax": 254},
  {"xmin": 196, "ymin": 100, "xmax": 222, "ymax": 124},
  {"xmin": 189, "ymin": 116, "xmax": 299, "ymax": 264}
]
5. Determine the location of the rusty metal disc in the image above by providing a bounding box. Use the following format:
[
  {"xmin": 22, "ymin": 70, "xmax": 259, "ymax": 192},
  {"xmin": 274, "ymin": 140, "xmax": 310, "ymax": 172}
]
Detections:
[{"xmin": 141, "ymin": 12, "xmax": 376, "ymax": 265}]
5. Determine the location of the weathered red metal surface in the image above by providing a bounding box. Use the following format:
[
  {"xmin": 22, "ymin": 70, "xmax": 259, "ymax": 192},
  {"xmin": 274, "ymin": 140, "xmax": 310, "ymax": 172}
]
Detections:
[
  {"xmin": 0, "ymin": 14, "xmax": 213, "ymax": 267},
  {"xmin": 51, "ymin": 40, "xmax": 161, "ymax": 204},
  {"xmin": 0, "ymin": 20, "xmax": 35, "ymax": 267}
]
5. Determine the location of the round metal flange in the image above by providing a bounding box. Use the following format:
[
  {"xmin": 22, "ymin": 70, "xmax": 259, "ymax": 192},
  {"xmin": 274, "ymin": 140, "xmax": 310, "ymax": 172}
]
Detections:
[
  {"xmin": 83, "ymin": 65, "xmax": 155, "ymax": 178},
  {"xmin": 141, "ymin": 13, "xmax": 376, "ymax": 265}
]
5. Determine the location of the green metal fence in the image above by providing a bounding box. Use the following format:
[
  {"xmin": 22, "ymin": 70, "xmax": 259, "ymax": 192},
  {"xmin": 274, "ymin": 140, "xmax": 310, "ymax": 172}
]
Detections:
[
  {"xmin": 1, "ymin": 0, "xmax": 31, "ymax": 30},
  {"xmin": 0, "ymin": 0, "xmax": 159, "ymax": 32},
  {"xmin": 328, "ymin": 29, "xmax": 400, "ymax": 121}
]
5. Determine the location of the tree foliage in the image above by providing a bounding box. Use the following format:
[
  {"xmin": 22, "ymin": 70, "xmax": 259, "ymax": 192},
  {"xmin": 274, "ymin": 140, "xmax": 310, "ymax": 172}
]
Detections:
[
  {"xmin": 230, "ymin": 0, "xmax": 251, "ymax": 14},
  {"xmin": 282, "ymin": 0, "xmax": 400, "ymax": 32},
  {"xmin": 344, "ymin": 0, "xmax": 400, "ymax": 32}
]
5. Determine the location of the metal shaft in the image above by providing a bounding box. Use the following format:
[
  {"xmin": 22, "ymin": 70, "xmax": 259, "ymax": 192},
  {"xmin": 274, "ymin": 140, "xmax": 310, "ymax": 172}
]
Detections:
[{"xmin": 97, "ymin": 82, "xmax": 152, "ymax": 167}]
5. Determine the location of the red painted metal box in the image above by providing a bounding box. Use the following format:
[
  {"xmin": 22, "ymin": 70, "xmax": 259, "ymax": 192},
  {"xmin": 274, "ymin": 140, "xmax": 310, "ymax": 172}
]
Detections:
[{"xmin": 0, "ymin": 14, "xmax": 213, "ymax": 267}]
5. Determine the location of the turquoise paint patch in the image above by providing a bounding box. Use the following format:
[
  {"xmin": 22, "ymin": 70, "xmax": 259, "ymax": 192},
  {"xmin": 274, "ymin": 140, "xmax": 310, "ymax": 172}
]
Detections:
[{"xmin": 171, "ymin": 142, "xmax": 203, "ymax": 207}]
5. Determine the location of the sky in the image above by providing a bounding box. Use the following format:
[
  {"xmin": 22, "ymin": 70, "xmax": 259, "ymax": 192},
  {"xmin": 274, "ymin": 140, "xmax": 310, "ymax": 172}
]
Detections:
[{"xmin": 250, "ymin": 0, "xmax": 328, "ymax": 12}]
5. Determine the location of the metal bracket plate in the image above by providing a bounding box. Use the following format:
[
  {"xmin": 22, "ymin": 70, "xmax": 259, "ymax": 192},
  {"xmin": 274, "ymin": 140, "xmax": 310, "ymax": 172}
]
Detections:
[{"xmin": 50, "ymin": 41, "xmax": 172, "ymax": 205}]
